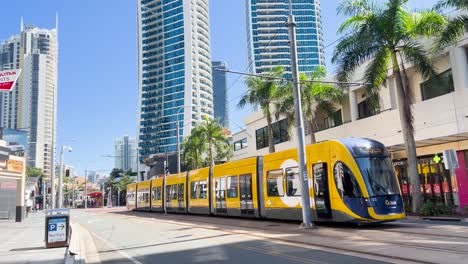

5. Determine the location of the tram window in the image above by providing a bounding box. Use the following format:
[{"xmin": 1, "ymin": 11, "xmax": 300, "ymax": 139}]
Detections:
[
  {"xmin": 171, "ymin": 185, "xmax": 178, "ymax": 200},
  {"xmin": 152, "ymin": 187, "xmax": 161, "ymax": 200},
  {"xmin": 199, "ymin": 181, "xmax": 207, "ymax": 199},
  {"xmin": 219, "ymin": 177, "xmax": 226, "ymax": 199},
  {"xmin": 334, "ymin": 162, "xmax": 362, "ymax": 198},
  {"xmin": 178, "ymin": 183, "xmax": 184, "ymax": 201},
  {"xmin": 227, "ymin": 176, "xmax": 239, "ymax": 198},
  {"xmin": 191, "ymin": 181, "xmax": 198, "ymax": 199},
  {"xmin": 286, "ymin": 167, "xmax": 301, "ymax": 196},
  {"xmin": 267, "ymin": 169, "xmax": 285, "ymax": 197}
]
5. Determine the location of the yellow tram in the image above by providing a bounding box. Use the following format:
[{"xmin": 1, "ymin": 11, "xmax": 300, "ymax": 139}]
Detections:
[{"xmin": 127, "ymin": 138, "xmax": 405, "ymax": 223}]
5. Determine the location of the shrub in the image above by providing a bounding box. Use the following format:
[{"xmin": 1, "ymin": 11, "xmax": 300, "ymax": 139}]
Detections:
[
  {"xmin": 420, "ymin": 202, "xmax": 456, "ymax": 216},
  {"xmin": 421, "ymin": 202, "xmax": 437, "ymax": 216}
]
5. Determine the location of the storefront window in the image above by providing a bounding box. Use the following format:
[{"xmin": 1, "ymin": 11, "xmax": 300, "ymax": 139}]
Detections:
[{"xmin": 393, "ymin": 155, "xmax": 454, "ymax": 208}]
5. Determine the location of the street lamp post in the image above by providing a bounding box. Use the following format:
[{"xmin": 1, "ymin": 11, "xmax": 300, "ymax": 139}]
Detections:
[
  {"xmin": 287, "ymin": 0, "xmax": 314, "ymax": 228},
  {"xmin": 58, "ymin": 145, "xmax": 72, "ymax": 208}
]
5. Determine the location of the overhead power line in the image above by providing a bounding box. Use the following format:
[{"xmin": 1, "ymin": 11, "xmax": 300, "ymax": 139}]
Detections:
[{"xmin": 216, "ymin": 68, "xmax": 369, "ymax": 86}]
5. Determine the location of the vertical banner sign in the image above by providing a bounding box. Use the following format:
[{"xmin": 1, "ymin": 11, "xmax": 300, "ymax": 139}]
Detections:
[
  {"xmin": 442, "ymin": 182, "xmax": 450, "ymax": 193},
  {"xmin": 401, "ymin": 184, "xmax": 408, "ymax": 195},
  {"xmin": 0, "ymin": 70, "xmax": 21, "ymax": 91},
  {"xmin": 47, "ymin": 217, "xmax": 67, "ymax": 243}
]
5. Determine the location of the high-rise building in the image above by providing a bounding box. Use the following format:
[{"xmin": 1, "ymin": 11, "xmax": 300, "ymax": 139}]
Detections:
[
  {"xmin": 114, "ymin": 136, "xmax": 137, "ymax": 173},
  {"xmin": 137, "ymin": 0, "xmax": 213, "ymax": 160},
  {"xmin": 0, "ymin": 35, "xmax": 22, "ymax": 129},
  {"xmin": 0, "ymin": 23, "xmax": 58, "ymax": 176},
  {"xmin": 211, "ymin": 61, "xmax": 228, "ymax": 128},
  {"xmin": 245, "ymin": 0, "xmax": 325, "ymax": 75}
]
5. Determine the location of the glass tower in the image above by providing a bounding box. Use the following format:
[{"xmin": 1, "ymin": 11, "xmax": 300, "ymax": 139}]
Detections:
[
  {"xmin": 245, "ymin": 0, "xmax": 325, "ymax": 75},
  {"xmin": 211, "ymin": 61, "xmax": 229, "ymax": 128},
  {"xmin": 137, "ymin": 0, "xmax": 213, "ymax": 160}
]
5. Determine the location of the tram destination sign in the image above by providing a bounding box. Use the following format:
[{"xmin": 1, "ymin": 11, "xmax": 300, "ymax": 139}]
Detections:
[{"xmin": 0, "ymin": 70, "xmax": 21, "ymax": 92}]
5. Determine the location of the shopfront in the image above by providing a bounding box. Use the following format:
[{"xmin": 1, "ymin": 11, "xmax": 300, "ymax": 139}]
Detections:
[{"xmin": 393, "ymin": 152, "xmax": 466, "ymax": 212}]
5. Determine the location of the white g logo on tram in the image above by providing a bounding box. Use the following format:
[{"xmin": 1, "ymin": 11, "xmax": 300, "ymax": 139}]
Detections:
[{"xmin": 279, "ymin": 159, "xmax": 314, "ymax": 207}]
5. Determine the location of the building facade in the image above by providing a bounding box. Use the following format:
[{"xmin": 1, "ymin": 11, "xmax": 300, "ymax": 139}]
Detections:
[
  {"xmin": 0, "ymin": 35, "xmax": 22, "ymax": 129},
  {"xmin": 0, "ymin": 24, "xmax": 58, "ymax": 177},
  {"xmin": 137, "ymin": 0, "xmax": 213, "ymax": 162},
  {"xmin": 232, "ymin": 34, "xmax": 468, "ymax": 211},
  {"xmin": 114, "ymin": 136, "xmax": 137, "ymax": 173},
  {"xmin": 245, "ymin": 0, "xmax": 325, "ymax": 75},
  {"xmin": 211, "ymin": 61, "xmax": 228, "ymax": 128}
]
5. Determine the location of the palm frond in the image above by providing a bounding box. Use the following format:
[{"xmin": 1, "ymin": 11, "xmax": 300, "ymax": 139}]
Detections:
[
  {"xmin": 435, "ymin": 0, "xmax": 468, "ymax": 10},
  {"xmin": 400, "ymin": 41, "xmax": 437, "ymax": 79},
  {"xmin": 363, "ymin": 47, "xmax": 391, "ymax": 95},
  {"xmin": 337, "ymin": 0, "xmax": 381, "ymax": 17},
  {"xmin": 405, "ymin": 10, "xmax": 447, "ymax": 37},
  {"xmin": 434, "ymin": 15, "xmax": 468, "ymax": 51}
]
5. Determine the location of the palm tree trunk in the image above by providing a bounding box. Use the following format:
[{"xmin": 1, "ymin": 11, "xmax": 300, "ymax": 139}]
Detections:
[
  {"xmin": 309, "ymin": 120, "xmax": 316, "ymax": 144},
  {"xmin": 266, "ymin": 113, "xmax": 276, "ymax": 153},
  {"xmin": 391, "ymin": 50, "xmax": 422, "ymax": 213}
]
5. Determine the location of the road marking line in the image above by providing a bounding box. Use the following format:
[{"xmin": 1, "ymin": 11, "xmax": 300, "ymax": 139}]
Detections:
[
  {"xmin": 230, "ymin": 243, "xmax": 327, "ymax": 264},
  {"xmin": 90, "ymin": 230, "xmax": 143, "ymax": 264}
]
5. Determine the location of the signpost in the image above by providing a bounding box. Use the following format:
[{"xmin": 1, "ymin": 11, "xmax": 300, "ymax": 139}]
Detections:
[{"xmin": 0, "ymin": 70, "xmax": 21, "ymax": 91}]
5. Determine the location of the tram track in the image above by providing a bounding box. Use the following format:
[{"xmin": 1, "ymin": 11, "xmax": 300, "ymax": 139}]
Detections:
[{"xmin": 99, "ymin": 211, "xmax": 468, "ymax": 264}]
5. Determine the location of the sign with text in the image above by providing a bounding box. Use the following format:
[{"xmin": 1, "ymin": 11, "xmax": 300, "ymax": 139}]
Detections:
[
  {"xmin": 0, "ymin": 70, "xmax": 21, "ymax": 92},
  {"xmin": 6, "ymin": 159, "xmax": 24, "ymax": 173},
  {"xmin": 47, "ymin": 217, "xmax": 67, "ymax": 243}
]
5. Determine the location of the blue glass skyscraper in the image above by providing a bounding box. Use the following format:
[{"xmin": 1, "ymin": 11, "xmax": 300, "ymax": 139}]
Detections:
[
  {"xmin": 211, "ymin": 61, "xmax": 229, "ymax": 128},
  {"xmin": 245, "ymin": 0, "xmax": 325, "ymax": 75},
  {"xmin": 137, "ymin": 0, "xmax": 213, "ymax": 161}
]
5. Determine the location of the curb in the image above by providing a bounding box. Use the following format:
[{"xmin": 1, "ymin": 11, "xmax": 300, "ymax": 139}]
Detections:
[{"xmin": 66, "ymin": 223, "xmax": 101, "ymax": 264}]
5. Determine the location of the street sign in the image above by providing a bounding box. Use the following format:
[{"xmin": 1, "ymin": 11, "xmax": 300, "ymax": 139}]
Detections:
[
  {"xmin": 443, "ymin": 149, "xmax": 459, "ymax": 170},
  {"xmin": 45, "ymin": 209, "xmax": 70, "ymax": 248},
  {"xmin": 47, "ymin": 218, "xmax": 67, "ymax": 243},
  {"xmin": 0, "ymin": 70, "xmax": 21, "ymax": 92}
]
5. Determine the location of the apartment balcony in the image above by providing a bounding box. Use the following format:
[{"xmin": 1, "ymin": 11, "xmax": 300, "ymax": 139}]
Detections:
[{"xmin": 315, "ymin": 90, "xmax": 468, "ymax": 151}]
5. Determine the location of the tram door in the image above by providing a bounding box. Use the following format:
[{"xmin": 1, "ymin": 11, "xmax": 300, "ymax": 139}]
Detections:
[
  {"xmin": 215, "ymin": 178, "xmax": 227, "ymax": 214},
  {"xmin": 165, "ymin": 185, "xmax": 171, "ymax": 209},
  {"xmin": 178, "ymin": 183, "xmax": 184, "ymax": 210},
  {"xmin": 239, "ymin": 174, "xmax": 254, "ymax": 215},
  {"xmin": 313, "ymin": 163, "xmax": 332, "ymax": 219}
]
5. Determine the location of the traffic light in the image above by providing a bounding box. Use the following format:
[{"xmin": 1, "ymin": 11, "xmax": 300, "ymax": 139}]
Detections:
[{"xmin": 65, "ymin": 169, "xmax": 70, "ymax": 177}]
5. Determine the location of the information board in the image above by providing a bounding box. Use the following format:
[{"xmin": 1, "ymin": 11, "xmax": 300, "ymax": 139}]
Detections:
[{"xmin": 47, "ymin": 217, "xmax": 67, "ymax": 243}]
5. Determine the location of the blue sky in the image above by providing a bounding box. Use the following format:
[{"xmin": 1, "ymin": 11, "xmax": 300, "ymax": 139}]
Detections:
[{"xmin": 1, "ymin": 0, "xmax": 439, "ymax": 175}]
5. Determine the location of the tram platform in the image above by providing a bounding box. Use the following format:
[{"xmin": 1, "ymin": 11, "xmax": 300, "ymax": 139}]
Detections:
[{"xmin": 0, "ymin": 210, "xmax": 69, "ymax": 264}]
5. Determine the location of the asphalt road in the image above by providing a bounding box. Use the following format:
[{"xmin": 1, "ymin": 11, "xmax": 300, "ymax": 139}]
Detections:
[{"xmin": 72, "ymin": 209, "xmax": 391, "ymax": 264}]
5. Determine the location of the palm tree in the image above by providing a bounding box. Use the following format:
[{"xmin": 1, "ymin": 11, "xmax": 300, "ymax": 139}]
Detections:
[
  {"xmin": 435, "ymin": 0, "xmax": 468, "ymax": 50},
  {"xmin": 332, "ymin": 0, "xmax": 446, "ymax": 213},
  {"xmin": 238, "ymin": 67, "xmax": 284, "ymax": 153},
  {"xmin": 276, "ymin": 66, "xmax": 343, "ymax": 144},
  {"xmin": 181, "ymin": 126, "xmax": 207, "ymax": 170},
  {"xmin": 181, "ymin": 116, "xmax": 232, "ymax": 169}
]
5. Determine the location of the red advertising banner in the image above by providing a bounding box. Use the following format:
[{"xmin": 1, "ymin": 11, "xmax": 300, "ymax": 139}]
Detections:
[
  {"xmin": 442, "ymin": 182, "xmax": 450, "ymax": 193},
  {"xmin": 408, "ymin": 184, "xmax": 424, "ymax": 194},
  {"xmin": 401, "ymin": 184, "xmax": 408, "ymax": 195},
  {"xmin": 0, "ymin": 70, "xmax": 21, "ymax": 91},
  {"xmin": 433, "ymin": 184, "xmax": 441, "ymax": 194},
  {"xmin": 424, "ymin": 184, "xmax": 432, "ymax": 194}
]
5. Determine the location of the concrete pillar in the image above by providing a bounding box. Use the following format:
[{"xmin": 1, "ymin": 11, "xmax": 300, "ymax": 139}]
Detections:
[
  {"xmin": 450, "ymin": 47, "xmax": 468, "ymax": 91},
  {"xmin": 388, "ymin": 77, "xmax": 398, "ymax": 109},
  {"xmin": 349, "ymin": 89, "xmax": 359, "ymax": 121},
  {"xmin": 15, "ymin": 176, "xmax": 25, "ymax": 222}
]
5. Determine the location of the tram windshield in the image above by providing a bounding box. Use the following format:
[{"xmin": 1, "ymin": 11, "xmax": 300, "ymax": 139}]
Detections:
[{"xmin": 356, "ymin": 157, "xmax": 400, "ymax": 197}]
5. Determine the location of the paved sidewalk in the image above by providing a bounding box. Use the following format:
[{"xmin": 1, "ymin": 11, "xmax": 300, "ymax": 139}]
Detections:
[{"xmin": 0, "ymin": 211, "xmax": 68, "ymax": 264}]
